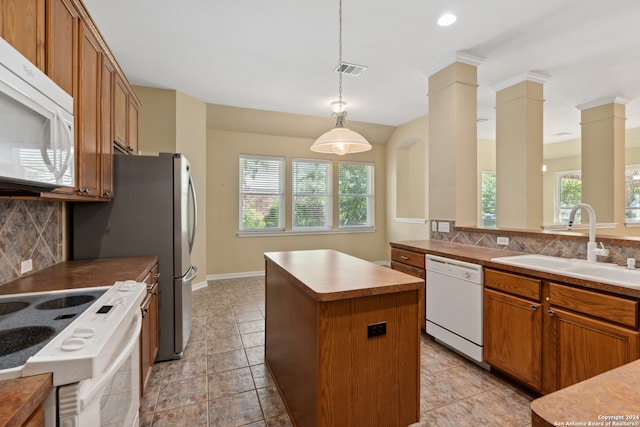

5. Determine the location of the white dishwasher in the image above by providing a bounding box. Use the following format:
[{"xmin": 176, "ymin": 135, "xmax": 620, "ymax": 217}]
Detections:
[{"xmin": 426, "ymin": 254, "xmax": 484, "ymax": 363}]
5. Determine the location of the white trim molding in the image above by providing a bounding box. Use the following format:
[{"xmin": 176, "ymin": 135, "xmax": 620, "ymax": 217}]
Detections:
[
  {"xmin": 491, "ymin": 71, "xmax": 550, "ymax": 92},
  {"xmin": 423, "ymin": 51, "xmax": 484, "ymax": 77},
  {"xmin": 207, "ymin": 271, "xmax": 265, "ymax": 281},
  {"xmin": 576, "ymin": 96, "xmax": 631, "ymax": 111},
  {"xmin": 192, "ymin": 280, "xmax": 208, "ymax": 292},
  {"xmin": 394, "ymin": 218, "xmax": 428, "ymax": 224}
]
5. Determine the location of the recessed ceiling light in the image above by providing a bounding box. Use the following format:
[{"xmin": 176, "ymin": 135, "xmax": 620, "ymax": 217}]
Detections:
[{"xmin": 437, "ymin": 13, "xmax": 457, "ymax": 27}]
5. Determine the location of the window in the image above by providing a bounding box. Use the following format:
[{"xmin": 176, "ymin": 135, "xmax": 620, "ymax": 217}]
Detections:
[
  {"xmin": 481, "ymin": 171, "xmax": 496, "ymax": 227},
  {"xmin": 239, "ymin": 155, "xmax": 284, "ymax": 231},
  {"xmin": 292, "ymin": 159, "xmax": 332, "ymax": 230},
  {"xmin": 338, "ymin": 162, "xmax": 374, "ymax": 228},
  {"xmin": 557, "ymin": 171, "xmax": 582, "ymax": 224},
  {"xmin": 625, "ymin": 166, "xmax": 640, "ymax": 223}
]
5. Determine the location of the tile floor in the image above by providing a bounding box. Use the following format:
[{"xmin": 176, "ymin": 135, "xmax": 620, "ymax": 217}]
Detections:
[{"xmin": 140, "ymin": 276, "xmax": 535, "ymax": 427}]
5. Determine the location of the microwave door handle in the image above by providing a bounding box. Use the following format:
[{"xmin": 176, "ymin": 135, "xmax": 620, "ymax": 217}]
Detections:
[
  {"xmin": 40, "ymin": 114, "xmax": 57, "ymax": 174},
  {"xmin": 79, "ymin": 312, "xmax": 142, "ymax": 405},
  {"xmin": 188, "ymin": 174, "xmax": 198, "ymax": 252},
  {"xmin": 55, "ymin": 108, "xmax": 73, "ymax": 181}
]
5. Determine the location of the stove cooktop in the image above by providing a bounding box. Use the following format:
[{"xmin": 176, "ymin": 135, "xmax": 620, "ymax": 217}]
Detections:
[{"xmin": 0, "ymin": 288, "xmax": 107, "ymax": 371}]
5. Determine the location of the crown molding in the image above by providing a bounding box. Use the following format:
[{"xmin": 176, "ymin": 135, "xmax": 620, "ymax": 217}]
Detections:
[
  {"xmin": 575, "ymin": 96, "xmax": 631, "ymax": 111},
  {"xmin": 491, "ymin": 71, "xmax": 550, "ymax": 92},
  {"xmin": 423, "ymin": 51, "xmax": 484, "ymax": 77}
]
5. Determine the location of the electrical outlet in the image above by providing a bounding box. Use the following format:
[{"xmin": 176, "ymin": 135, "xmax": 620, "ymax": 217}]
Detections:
[
  {"xmin": 497, "ymin": 237, "xmax": 509, "ymax": 246},
  {"xmin": 367, "ymin": 321, "xmax": 387, "ymax": 338},
  {"xmin": 437, "ymin": 222, "xmax": 450, "ymax": 233},
  {"xmin": 431, "ymin": 221, "xmax": 437, "ymax": 232},
  {"xmin": 21, "ymin": 259, "xmax": 33, "ymax": 274}
]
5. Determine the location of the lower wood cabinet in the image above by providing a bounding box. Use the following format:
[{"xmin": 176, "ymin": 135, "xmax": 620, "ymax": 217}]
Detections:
[
  {"xmin": 140, "ymin": 263, "xmax": 159, "ymax": 397},
  {"xmin": 484, "ymin": 267, "xmax": 640, "ymax": 394},
  {"xmin": 484, "ymin": 288, "xmax": 542, "ymax": 390},
  {"xmin": 390, "ymin": 246, "xmax": 425, "ymax": 331}
]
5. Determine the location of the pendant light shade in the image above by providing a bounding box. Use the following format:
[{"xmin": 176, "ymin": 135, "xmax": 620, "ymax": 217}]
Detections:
[
  {"xmin": 311, "ymin": 112, "xmax": 371, "ymax": 155},
  {"xmin": 311, "ymin": 0, "xmax": 371, "ymax": 156}
]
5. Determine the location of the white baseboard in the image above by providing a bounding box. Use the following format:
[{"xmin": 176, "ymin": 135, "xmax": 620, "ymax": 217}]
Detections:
[
  {"xmin": 206, "ymin": 271, "xmax": 265, "ymax": 281},
  {"xmin": 192, "ymin": 279, "xmax": 208, "ymax": 291}
]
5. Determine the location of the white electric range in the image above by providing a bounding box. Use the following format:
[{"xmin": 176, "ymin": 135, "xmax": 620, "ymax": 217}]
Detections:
[{"xmin": 0, "ymin": 280, "xmax": 146, "ymax": 427}]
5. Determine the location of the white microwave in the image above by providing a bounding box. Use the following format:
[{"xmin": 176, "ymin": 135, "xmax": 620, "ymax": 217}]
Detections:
[{"xmin": 0, "ymin": 36, "xmax": 74, "ymax": 194}]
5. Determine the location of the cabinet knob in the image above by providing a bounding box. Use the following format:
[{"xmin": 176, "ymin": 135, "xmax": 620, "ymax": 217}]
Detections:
[
  {"xmin": 531, "ymin": 305, "xmax": 538, "ymax": 311},
  {"xmin": 547, "ymin": 309, "xmax": 556, "ymax": 317},
  {"xmin": 102, "ymin": 191, "xmax": 111, "ymax": 197}
]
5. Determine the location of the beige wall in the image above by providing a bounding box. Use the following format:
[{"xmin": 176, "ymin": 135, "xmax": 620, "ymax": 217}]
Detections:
[
  {"xmin": 135, "ymin": 86, "xmax": 208, "ymax": 284},
  {"xmin": 385, "ymin": 115, "xmax": 430, "ymax": 244},
  {"xmin": 207, "ymin": 123, "xmax": 389, "ymax": 275}
]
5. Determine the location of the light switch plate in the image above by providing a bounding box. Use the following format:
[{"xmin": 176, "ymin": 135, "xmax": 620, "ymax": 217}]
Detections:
[
  {"xmin": 431, "ymin": 221, "xmax": 437, "ymax": 232},
  {"xmin": 21, "ymin": 259, "xmax": 33, "ymax": 274},
  {"xmin": 437, "ymin": 222, "xmax": 450, "ymax": 233}
]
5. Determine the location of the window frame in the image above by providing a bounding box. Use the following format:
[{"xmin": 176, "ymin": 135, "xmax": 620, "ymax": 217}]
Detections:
[
  {"xmin": 238, "ymin": 154, "xmax": 285, "ymax": 233},
  {"xmin": 480, "ymin": 170, "xmax": 496, "ymax": 228},
  {"xmin": 556, "ymin": 170, "xmax": 582, "ymax": 224},
  {"xmin": 338, "ymin": 161, "xmax": 375, "ymax": 230},
  {"xmin": 291, "ymin": 158, "xmax": 333, "ymax": 231}
]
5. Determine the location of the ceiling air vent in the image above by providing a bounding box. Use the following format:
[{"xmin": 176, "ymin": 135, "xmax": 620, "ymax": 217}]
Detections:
[{"xmin": 335, "ymin": 62, "xmax": 367, "ymax": 76}]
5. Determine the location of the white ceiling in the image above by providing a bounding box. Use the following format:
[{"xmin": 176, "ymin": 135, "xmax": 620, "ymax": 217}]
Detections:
[{"xmin": 83, "ymin": 0, "xmax": 640, "ymax": 144}]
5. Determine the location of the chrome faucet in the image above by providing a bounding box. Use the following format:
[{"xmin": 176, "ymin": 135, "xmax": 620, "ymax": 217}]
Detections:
[{"xmin": 568, "ymin": 203, "xmax": 609, "ymax": 262}]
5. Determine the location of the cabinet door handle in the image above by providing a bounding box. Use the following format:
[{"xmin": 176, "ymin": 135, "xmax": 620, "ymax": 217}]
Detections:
[
  {"xmin": 400, "ymin": 256, "xmax": 409, "ymax": 260},
  {"xmin": 102, "ymin": 191, "xmax": 111, "ymax": 197},
  {"xmin": 531, "ymin": 305, "xmax": 538, "ymax": 311},
  {"xmin": 547, "ymin": 309, "xmax": 555, "ymax": 317}
]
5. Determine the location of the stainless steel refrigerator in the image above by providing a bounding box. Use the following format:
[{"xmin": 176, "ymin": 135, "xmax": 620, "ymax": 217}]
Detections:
[{"xmin": 72, "ymin": 152, "xmax": 198, "ymax": 361}]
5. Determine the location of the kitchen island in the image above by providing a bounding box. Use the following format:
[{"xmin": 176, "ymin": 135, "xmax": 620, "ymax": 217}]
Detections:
[{"xmin": 264, "ymin": 249, "xmax": 423, "ymax": 427}]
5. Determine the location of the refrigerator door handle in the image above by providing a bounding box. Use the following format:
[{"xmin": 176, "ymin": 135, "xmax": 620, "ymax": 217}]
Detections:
[
  {"xmin": 188, "ymin": 174, "xmax": 198, "ymax": 253},
  {"xmin": 184, "ymin": 264, "xmax": 199, "ymax": 283}
]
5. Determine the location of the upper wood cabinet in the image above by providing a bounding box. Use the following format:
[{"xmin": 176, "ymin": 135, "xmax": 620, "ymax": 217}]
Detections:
[
  {"xmin": 0, "ymin": 0, "xmax": 45, "ymax": 70},
  {"xmin": 100, "ymin": 56, "xmax": 114, "ymax": 198},
  {"xmin": 76, "ymin": 20, "xmax": 101, "ymax": 197},
  {"xmin": 45, "ymin": 0, "xmax": 78, "ymax": 96},
  {"xmin": 2, "ymin": 0, "xmax": 140, "ymax": 201}
]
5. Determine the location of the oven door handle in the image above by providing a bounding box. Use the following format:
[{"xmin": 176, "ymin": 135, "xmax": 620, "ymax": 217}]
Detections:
[{"xmin": 80, "ymin": 312, "xmax": 142, "ymax": 407}]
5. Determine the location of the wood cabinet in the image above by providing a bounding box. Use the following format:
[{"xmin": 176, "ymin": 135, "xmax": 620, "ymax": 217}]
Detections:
[
  {"xmin": 140, "ymin": 263, "xmax": 159, "ymax": 396},
  {"xmin": 76, "ymin": 20, "xmax": 101, "ymax": 197},
  {"xmin": 545, "ymin": 282, "xmax": 639, "ymax": 392},
  {"xmin": 0, "ymin": 0, "xmax": 45, "ymax": 70},
  {"xmin": 390, "ymin": 247, "xmax": 425, "ymax": 331},
  {"xmin": 484, "ymin": 269, "xmax": 542, "ymax": 390},
  {"xmin": 100, "ymin": 56, "xmax": 114, "ymax": 198},
  {"xmin": 2, "ymin": 0, "xmax": 141, "ymax": 201},
  {"xmin": 45, "ymin": 0, "xmax": 77, "ymax": 96},
  {"xmin": 484, "ymin": 267, "xmax": 640, "ymax": 394}
]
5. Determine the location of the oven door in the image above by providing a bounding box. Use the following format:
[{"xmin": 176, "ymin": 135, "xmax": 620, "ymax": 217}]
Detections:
[{"xmin": 57, "ymin": 312, "xmax": 141, "ymax": 427}]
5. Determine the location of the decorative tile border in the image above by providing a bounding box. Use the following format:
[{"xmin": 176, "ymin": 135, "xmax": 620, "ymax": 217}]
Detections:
[
  {"xmin": 0, "ymin": 200, "xmax": 63, "ymax": 286},
  {"xmin": 430, "ymin": 219, "xmax": 640, "ymax": 266}
]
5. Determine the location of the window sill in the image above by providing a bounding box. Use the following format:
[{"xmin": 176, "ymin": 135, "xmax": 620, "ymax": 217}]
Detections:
[
  {"xmin": 238, "ymin": 227, "xmax": 375, "ymax": 237},
  {"xmin": 394, "ymin": 218, "xmax": 428, "ymax": 224}
]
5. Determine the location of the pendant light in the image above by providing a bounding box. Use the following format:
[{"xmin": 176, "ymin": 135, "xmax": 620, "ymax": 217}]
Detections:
[{"xmin": 310, "ymin": 0, "xmax": 371, "ymax": 155}]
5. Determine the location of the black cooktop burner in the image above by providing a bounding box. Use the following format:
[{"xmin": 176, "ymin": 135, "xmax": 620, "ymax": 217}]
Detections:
[
  {"xmin": 0, "ymin": 301, "xmax": 29, "ymax": 316},
  {"xmin": 0, "ymin": 326, "xmax": 56, "ymax": 357},
  {"xmin": 35, "ymin": 294, "xmax": 96, "ymax": 310},
  {"xmin": 0, "ymin": 288, "xmax": 107, "ymax": 370}
]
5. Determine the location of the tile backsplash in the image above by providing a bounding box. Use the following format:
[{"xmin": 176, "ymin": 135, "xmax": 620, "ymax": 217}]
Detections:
[
  {"xmin": 430, "ymin": 219, "xmax": 640, "ymax": 266},
  {"xmin": 0, "ymin": 199, "xmax": 63, "ymax": 285}
]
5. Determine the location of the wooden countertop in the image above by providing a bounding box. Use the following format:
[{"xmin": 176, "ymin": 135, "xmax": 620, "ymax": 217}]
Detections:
[
  {"xmin": 264, "ymin": 249, "xmax": 423, "ymax": 302},
  {"xmin": 0, "ymin": 256, "xmax": 158, "ymax": 295},
  {"xmin": 391, "ymin": 240, "xmax": 640, "ymax": 298},
  {"xmin": 0, "ymin": 373, "xmax": 51, "ymax": 427},
  {"xmin": 530, "ymin": 359, "xmax": 640, "ymax": 426}
]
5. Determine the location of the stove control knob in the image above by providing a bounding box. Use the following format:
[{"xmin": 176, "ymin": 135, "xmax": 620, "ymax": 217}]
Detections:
[
  {"xmin": 61, "ymin": 337, "xmax": 86, "ymax": 351},
  {"xmin": 73, "ymin": 327, "xmax": 95, "ymax": 339},
  {"xmin": 119, "ymin": 280, "xmax": 137, "ymax": 292}
]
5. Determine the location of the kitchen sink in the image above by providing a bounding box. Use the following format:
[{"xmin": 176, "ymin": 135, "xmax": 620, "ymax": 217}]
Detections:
[{"xmin": 491, "ymin": 254, "xmax": 640, "ymax": 289}]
